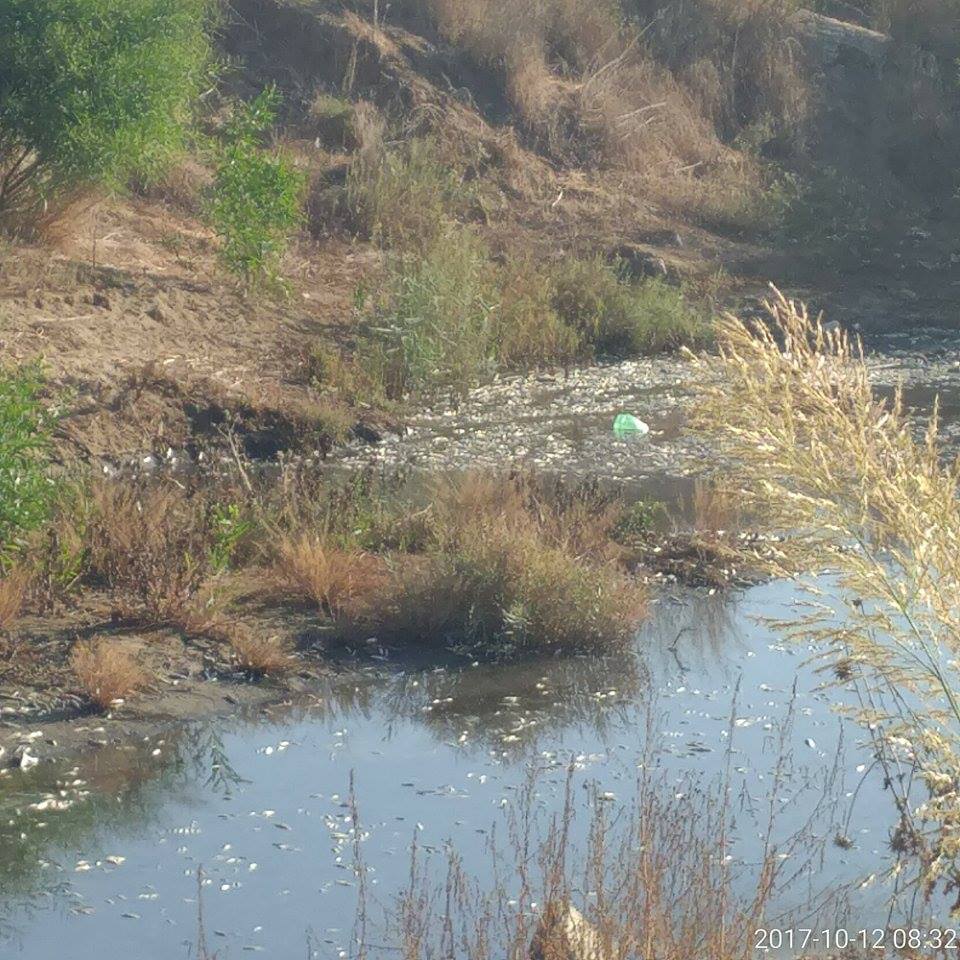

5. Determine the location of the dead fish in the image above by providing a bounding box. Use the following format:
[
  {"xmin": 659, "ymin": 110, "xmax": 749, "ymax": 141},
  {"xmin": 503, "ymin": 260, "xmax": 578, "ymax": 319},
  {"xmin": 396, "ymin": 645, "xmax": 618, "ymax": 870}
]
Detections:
[{"xmin": 15, "ymin": 747, "xmax": 39, "ymax": 770}]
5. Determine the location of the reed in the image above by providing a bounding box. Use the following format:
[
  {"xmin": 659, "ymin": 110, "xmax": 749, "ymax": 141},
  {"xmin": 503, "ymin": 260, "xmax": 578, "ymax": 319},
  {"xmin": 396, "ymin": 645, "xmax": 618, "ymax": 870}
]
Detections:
[
  {"xmin": 688, "ymin": 287, "xmax": 960, "ymax": 903},
  {"xmin": 387, "ymin": 712, "xmax": 837, "ymax": 960}
]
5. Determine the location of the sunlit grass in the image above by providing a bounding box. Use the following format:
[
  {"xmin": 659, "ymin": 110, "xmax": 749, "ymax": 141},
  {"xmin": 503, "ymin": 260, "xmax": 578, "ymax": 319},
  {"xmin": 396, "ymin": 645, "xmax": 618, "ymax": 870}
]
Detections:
[
  {"xmin": 70, "ymin": 637, "xmax": 148, "ymax": 711},
  {"xmin": 688, "ymin": 287, "xmax": 960, "ymax": 902}
]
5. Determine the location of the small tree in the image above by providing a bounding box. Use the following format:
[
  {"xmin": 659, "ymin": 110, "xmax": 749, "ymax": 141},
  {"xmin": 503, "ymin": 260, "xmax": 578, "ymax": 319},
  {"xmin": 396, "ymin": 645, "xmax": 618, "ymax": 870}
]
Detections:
[
  {"xmin": 208, "ymin": 87, "xmax": 306, "ymax": 288},
  {"xmin": 0, "ymin": 0, "xmax": 214, "ymax": 231}
]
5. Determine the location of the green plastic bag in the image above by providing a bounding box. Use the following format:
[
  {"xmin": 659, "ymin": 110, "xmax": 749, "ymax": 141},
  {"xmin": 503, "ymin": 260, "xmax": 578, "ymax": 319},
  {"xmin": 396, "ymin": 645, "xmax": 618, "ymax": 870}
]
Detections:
[{"xmin": 613, "ymin": 413, "xmax": 650, "ymax": 439}]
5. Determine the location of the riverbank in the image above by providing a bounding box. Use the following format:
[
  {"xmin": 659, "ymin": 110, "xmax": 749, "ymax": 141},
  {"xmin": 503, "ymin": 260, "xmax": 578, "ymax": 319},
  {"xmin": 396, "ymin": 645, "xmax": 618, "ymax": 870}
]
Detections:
[
  {"xmin": 8, "ymin": 305, "xmax": 960, "ymax": 955},
  {"xmin": 7, "ymin": 316, "xmax": 960, "ymax": 764},
  {"xmin": 0, "ymin": 454, "xmax": 765, "ymax": 763},
  {"xmin": 0, "ymin": 575, "xmax": 928, "ymax": 957}
]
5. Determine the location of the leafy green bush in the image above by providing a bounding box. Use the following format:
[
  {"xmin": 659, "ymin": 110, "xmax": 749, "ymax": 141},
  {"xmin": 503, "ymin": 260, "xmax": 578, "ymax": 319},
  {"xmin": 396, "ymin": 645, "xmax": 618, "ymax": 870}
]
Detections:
[
  {"xmin": 208, "ymin": 88, "xmax": 307, "ymax": 286},
  {"xmin": 0, "ymin": 0, "xmax": 214, "ymax": 230},
  {"xmin": 209, "ymin": 503, "xmax": 254, "ymax": 574},
  {"xmin": 0, "ymin": 365, "xmax": 58, "ymax": 567},
  {"xmin": 360, "ymin": 229, "xmax": 497, "ymax": 396},
  {"xmin": 553, "ymin": 258, "xmax": 707, "ymax": 356}
]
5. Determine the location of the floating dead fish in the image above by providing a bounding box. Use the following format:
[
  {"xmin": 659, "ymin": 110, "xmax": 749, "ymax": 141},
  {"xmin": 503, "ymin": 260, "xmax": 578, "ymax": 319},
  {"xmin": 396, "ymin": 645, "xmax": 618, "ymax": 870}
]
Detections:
[{"xmin": 14, "ymin": 746, "xmax": 39, "ymax": 770}]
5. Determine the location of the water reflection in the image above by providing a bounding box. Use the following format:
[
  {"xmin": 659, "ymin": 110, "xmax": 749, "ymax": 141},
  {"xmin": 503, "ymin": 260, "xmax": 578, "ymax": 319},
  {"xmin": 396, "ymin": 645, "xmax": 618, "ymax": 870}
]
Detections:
[
  {"xmin": 0, "ymin": 581, "xmax": 950, "ymax": 957},
  {"xmin": 0, "ymin": 734, "xmax": 189, "ymax": 943},
  {"xmin": 383, "ymin": 653, "xmax": 644, "ymax": 755}
]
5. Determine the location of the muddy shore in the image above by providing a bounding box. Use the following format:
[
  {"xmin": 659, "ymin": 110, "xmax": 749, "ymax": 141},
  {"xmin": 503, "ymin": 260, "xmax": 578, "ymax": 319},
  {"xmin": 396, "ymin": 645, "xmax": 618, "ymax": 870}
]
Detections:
[{"xmin": 3, "ymin": 323, "xmax": 960, "ymax": 773}]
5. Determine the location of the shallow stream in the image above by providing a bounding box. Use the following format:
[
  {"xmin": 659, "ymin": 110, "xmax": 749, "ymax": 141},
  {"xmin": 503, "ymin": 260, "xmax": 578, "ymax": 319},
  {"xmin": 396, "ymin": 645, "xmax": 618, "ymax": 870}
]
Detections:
[{"xmin": 5, "ymin": 329, "xmax": 960, "ymax": 957}]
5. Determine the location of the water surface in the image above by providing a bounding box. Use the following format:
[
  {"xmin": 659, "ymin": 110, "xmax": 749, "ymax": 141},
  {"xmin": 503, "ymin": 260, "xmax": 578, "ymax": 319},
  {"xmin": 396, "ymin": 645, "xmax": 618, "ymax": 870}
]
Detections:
[
  {"xmin": 0, "ymin": 580, "xmax": 918, "ymax": 958},
  {"xmin": 6, "ymin": 329, "xmax": 960, "ymax": 956}
]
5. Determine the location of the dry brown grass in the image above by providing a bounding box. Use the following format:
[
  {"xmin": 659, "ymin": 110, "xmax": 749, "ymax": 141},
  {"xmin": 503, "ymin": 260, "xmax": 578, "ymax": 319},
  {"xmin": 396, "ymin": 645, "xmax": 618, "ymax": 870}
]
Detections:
[
  {"xmin": 428, "ymin": 473, "xmax": 623, "ymax": 561},
  {"xmin": 272, "ymin": 534, "xmax": 386, "ymax": 619},
  {"xmin": 28, "ymin": 189, "xmax": 107, "ymax": 245},
  {"xmin": 228, "ymin": 627, "xmax": 292, "ymax": 676},
  {"xmin": 375, "ymin": 474, "xmax": 646, "ymax": 653},
  {"xmin": 345, "ymin": 135, "xmax": 468, "ymax": 250},
  {"xmin": 634, "ymin": 0, "xmax": 810, "ymax": 150},
  {"xmin": 70, "ymin": 638, "xmax": 148, "ymax": 711},
  {"xmin": 0, "ymin": 568, "xmax": 28, "ymax": 674},
  {"xmin": 0, "ymin": 568, "xmax": 28, "ymax": 632},
  {"xmin": 260, "ymin": 472, "xmax": 644, "ymax": 653},
  {"xmin": 381, "ymin": 538, "xmax": 646, "ymax": 653},
  {"xmin": 417, "ymin": 0, "xmax": 776, "ymax": 227},
  {"xmin": 85, "ymin": 481, "xmax": 218, "ymax": 623},
  {"xmin": 389, "ymin": 744, "xmax": 829, "ymax": 960},
  {"xmin": 427, "ymin": 0, "xmax": 721, "ymax": 168},
  {"xmin": 691, "ymin": 478, "xmax": 743, "ymax": 540},
  {"xmin": 689, "ymin": 287, "xmax": 960, "ymax": 900}
]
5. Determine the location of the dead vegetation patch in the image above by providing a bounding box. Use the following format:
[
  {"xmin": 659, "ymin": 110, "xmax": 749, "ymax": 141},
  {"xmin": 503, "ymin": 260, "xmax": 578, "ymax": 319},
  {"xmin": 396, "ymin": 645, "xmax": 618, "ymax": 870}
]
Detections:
[
  {"xmin": 70, "ymin": 637, "xmax": 148, "ymax": 711},
  {"xmin": 227, "ymin": 626, "xmax": 293, "ymax": 676},
  {"xmin": 272, "ymin": 535, "xmax": 387, "ymax": 620},
  {"xmin": 377, "ymin": 0, "xmax": 791, "ymax": 233},
  {"xmin": 0, "ymin": 569, "xmax": 28, "ymax": 634},
  {"xmin": 84, "ymin": 482, "xmax": 218, "ymax": 624},
  {"xmin": 0, "ymin": 460, "xmax": 758, "ymax": 710}
]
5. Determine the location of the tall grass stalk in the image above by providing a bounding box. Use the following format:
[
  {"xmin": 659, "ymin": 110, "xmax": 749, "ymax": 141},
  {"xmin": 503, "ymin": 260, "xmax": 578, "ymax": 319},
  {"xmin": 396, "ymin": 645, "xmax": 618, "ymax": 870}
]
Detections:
[
  {"xmin": 386, "ymin": 703, "xmax": 841, "ymax": 960},
  {"xmin": 688, "ymin": 287, "xmax": 960, "ymax": 903}
]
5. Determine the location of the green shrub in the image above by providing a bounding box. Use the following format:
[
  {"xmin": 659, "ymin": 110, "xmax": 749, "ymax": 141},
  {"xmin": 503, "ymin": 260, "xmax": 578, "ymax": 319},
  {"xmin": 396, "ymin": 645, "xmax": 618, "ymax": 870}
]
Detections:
[
  {"xmin": 622, "ymin": 277, "xmax": 710, "ymax": 353},
  {"xmin": 352, "ymin": 239, "xmax": 708, "ymax": 397},
  {"xmin": 494, "ymin": 258, "xmax": 583, "ymax": 368},
  {"xmin": 360, "ymin": 229, "xmax": 497, "ymax": 396},
  {"xmin": 346, "ymin": 137, "xmax": 468, "ymax": 250},
  {"xmin": 553, "ymin": 258, "xmax": 707, "ymax": 356},
  {"xmin": 0, "ymin": 365, "xmax": 58, "ymax": 567},
  {"xmin": 209, "ymin": 503, "xmax": 254, "ymax": 574},
  {"xmin": 0, "ymin": 0, "xmax": 214, "ymax": 230},
  {"xmin": 612, "ymin": 499, "xmax": 665, "ymax": 541},
  {"xmin": 208, "ymin": 87, "xmax": 307, "ymax": 286}
]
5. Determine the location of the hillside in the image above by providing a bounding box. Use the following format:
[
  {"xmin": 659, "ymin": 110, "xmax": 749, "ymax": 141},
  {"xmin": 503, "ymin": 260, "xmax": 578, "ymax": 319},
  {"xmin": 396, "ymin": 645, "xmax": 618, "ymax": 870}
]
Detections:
[{"xmin": 3, "ymin": 0, "xmax": 960, "ymax": 463}]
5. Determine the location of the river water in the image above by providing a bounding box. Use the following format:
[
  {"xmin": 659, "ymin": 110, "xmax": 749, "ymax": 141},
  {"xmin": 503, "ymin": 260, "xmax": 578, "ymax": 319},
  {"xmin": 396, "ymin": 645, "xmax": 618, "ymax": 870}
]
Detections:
[{"xmin": 4, "ymin": 329, "xmax": 960, "ymax": 958}]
